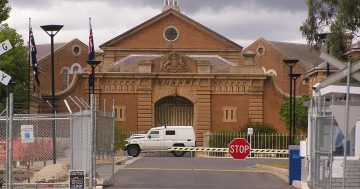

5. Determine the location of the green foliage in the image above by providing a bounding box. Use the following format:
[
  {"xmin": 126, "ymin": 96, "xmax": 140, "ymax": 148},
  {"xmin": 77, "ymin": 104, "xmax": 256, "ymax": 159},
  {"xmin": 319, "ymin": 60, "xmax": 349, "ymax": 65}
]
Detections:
[
  {"xmin": 0, "ymin": 0, "xmax": 10, "ymax": 24},
  {"xmin": 240, "ymin": 123, "xmax": 277, "ymax": 133},
  {"xmin": 300, "ymin": 0, "xmax": 360, "ymax": 59},
  {"xmin": 0, "ymin": 24, "xmax": 29, "ymax": 112},
  {"xmin": 114, "ymin": 122, "xmax": 129, "ymax": 151},
  {"xmin": 279, "ymin": 95, "xmax": 310, "ymax": 132}
]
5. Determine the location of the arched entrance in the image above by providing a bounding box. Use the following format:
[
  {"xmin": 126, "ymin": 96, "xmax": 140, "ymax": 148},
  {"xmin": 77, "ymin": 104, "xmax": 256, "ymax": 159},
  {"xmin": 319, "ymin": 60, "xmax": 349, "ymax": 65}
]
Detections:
[{"xmin": 155, "ymin": 96, "xmax": 194, "ymax": 126}]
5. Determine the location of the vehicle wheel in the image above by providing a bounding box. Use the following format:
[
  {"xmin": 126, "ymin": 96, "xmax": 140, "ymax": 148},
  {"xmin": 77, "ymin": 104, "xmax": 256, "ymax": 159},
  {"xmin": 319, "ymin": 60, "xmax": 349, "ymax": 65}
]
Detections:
[
  {"xmin": 172, "ymin": 144, "xmax": 186, "ymax": 157},
  {"xmin": 127, "ymin": 145, "xmax": 140, "ymax": 157},
  {"xmin": 172, "ymin": 151, "xmax": 185, "ymax": 157}
]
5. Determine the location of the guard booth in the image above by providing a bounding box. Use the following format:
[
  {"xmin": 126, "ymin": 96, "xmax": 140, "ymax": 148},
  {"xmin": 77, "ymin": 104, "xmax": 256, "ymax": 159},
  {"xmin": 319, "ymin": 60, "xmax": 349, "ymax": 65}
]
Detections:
[
  {"xmin": 306, "ymin": 95, "xmax": 360, "ymax": 188},
  {"xmin": 304, "ymin": 52, "xmax": 360, "ymax": 188}
]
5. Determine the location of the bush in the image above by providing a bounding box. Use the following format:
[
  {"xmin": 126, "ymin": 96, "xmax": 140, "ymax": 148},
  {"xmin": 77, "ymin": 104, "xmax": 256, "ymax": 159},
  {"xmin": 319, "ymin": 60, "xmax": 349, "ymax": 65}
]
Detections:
[
  {"xmin": 114, "ymin": 123, "xmax": 130, "ymax": 151},
  {"xmin": 240, "ymin": 123, "xmax": 277, "ymax": 133}
]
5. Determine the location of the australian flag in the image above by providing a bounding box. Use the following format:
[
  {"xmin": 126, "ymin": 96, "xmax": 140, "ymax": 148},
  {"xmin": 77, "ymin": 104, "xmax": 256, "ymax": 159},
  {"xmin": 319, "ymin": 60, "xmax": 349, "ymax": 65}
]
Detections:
[
  {"xmin": 88, "ymin": 18, "xmax": 95, "ymax": 87},
  {"xmin": 29, "ymin": 25, "xmax": 40, "ymax": 85}
]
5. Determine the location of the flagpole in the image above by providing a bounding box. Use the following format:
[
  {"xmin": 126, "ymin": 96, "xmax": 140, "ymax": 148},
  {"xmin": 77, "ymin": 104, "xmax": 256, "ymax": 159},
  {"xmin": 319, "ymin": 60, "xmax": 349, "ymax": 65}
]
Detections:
[
  {"xmin": 28, "ymin": 18, "xmax": 31, "ymax": 113},
  {"xmin": 88, "ymin": 17, "xmax": 91, "ymax": 104}
]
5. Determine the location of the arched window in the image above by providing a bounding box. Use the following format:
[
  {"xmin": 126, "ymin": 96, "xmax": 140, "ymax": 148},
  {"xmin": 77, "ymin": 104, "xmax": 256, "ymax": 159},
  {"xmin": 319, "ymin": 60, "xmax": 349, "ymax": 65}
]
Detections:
[
  {"xmin": 62, "ymin": 69, "xmax": 69, "ymax": 90},
  {"xmin": 70, "ymin": 63, "xmax": 82, "ymax": 74},
  {"xmin": 72, "ymin": 65, "xmax": 80, "ymax": 73}
]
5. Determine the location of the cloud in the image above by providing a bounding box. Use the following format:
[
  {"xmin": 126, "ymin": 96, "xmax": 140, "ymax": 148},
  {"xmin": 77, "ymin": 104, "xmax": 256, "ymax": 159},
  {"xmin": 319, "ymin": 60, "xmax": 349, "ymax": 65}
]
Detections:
[{"xmin": 8, "ymin": 0, "xmax": 308, "ymax": 48}]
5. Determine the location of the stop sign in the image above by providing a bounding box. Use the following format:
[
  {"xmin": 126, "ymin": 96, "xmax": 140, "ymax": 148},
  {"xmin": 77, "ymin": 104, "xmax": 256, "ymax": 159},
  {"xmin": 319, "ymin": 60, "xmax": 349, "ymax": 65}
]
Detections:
[{"xmin": 228, "ymin": 138, "xmax": 251, "ymax": 160}]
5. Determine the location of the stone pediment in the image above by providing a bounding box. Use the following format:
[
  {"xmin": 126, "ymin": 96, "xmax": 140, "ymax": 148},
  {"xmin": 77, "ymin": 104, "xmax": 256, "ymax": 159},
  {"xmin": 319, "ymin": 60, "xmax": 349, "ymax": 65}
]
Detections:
[{"xmin": 160, "ymin": 52, "xmax": 190, "ymax": 73}]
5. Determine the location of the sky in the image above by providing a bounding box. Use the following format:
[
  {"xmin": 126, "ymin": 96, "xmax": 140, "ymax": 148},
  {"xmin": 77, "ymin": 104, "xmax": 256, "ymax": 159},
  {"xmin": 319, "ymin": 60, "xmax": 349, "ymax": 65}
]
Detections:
[{"xmin": 7, "ymin": 0, "xmax": 308, "ymax": 49}]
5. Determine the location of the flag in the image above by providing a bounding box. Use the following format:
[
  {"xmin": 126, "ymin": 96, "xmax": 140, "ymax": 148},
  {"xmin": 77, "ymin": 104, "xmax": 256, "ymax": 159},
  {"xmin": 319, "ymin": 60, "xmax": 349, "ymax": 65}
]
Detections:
[
  {"xmin": 88, "ymin": 18, "xmax": 95, "ymax": 87},
  {"xmin": 29, "ymin": 23, "xmax": 40, "ymax": 85},
  {"xmin": 88, "ymin": 18, "xmax": 95, "ymax": 61}
]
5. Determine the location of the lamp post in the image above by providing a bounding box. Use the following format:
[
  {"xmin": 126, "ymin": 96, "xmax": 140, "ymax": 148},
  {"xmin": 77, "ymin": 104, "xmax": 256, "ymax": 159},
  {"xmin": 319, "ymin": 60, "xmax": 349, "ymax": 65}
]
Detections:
[
  {"xmin": 318, "ymin": 33, "xmax": 331, "ymax": 76},
  {"xmin": 41, "ymin": 24, "xmax": 63, "ymax": 164},
  {"xmin": 283, "ymin": 59, "xmax": 299, "ymax": 145},
  {"xmin": 291, "ymin": 73, "xmax": 301, "ymax": 143},
  {"xmin": 87, "ymin": 60, "xmax": 101, "ymax": 104}
]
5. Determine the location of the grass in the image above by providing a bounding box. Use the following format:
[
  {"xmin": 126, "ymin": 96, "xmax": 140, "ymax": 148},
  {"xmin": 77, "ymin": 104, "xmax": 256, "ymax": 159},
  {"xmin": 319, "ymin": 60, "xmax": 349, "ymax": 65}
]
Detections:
[{"xmin": 261, "ymin": 162, "xmax": 288, "ymax": 169}]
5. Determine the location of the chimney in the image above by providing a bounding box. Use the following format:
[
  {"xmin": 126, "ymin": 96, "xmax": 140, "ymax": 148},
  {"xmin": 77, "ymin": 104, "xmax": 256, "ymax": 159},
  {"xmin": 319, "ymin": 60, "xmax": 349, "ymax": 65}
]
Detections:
[{"xmin": 163, "ymin": 0, "xmax": 180, "ymax": 12}]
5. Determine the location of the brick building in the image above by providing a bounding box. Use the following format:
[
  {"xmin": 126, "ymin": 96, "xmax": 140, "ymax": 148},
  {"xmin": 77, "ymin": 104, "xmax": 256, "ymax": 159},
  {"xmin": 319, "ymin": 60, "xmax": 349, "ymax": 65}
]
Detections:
[{"xmin": 31, "ymin": 1, "xmax": 322, "ymax": 144}]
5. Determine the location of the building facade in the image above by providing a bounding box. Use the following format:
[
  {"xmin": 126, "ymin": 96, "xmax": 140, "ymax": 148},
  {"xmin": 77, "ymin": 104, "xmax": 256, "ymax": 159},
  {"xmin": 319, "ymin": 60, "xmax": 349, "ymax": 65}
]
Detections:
[{"xmin": 32, "ymin": 3, "xmax": 321, "ymax": 144}]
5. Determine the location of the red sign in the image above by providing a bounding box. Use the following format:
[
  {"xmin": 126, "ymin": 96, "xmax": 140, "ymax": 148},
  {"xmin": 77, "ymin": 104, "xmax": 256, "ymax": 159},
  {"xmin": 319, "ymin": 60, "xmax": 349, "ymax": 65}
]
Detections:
[{"xmin": 228, "ymin": 138, "xmax": 251, "ymax": 160}]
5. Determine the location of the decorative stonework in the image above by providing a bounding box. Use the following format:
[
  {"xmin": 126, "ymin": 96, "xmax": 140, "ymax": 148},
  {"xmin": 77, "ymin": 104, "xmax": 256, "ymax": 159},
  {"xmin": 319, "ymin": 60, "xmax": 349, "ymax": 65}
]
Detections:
[
  {"xmin": 160, "ymin": 52, "xmax": 190, "ymax": 73},
  {"xmin": 212, "ymin": 79, "xmax": 264, "ymax": 94},
  {"xmin": 101, "ymin": 79, "xmax": 140, "ymax": 93},
  {"xmin": 212, "ymin": 80, "xmax": 250, "ymax": 94},
  {"xmin": 154, "ymin": 79, "xmax": 197, "ymax": 87}
]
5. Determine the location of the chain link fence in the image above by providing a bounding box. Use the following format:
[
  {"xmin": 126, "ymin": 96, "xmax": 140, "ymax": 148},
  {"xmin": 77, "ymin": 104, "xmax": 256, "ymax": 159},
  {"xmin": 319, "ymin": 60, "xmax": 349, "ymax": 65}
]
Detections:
[{"xmin": 0, "ymin": 94, "xmax": 115, "ymax": 188}]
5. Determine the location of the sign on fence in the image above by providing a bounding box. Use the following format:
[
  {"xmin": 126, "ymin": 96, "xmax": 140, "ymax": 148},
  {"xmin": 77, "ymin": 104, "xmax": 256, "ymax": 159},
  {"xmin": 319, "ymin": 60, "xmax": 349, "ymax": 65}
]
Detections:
[
  {"xmin": 69, "ymin": 170, "xmax": 85, "ymax": 189},
  {"xmin": 0, "ymin": 69, "xmax": 11, "ymax": 86},
  {"xmin": 247, "ymin": 128, "xmax": 253, "ymax": 135},
  {"xmin": 21, "ymin": 125, "xmax": 34, "ymax": 143}
]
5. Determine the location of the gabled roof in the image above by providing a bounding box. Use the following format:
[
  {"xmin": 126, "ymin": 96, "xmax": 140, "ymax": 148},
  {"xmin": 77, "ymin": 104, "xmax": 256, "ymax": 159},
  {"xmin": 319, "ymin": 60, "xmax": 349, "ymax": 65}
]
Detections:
[
  {"xmin": 37, "ymin": 38, "xmax": 87, "ymax": 62},
  {"xmin": 99, "ymin": 8, "xmax": 242, "ymax": 49},
  {"xmin": 36, "ymin": 43, "xmax": 66, "ymax": 60},
  {"xmin": 270, "ymin": 41, "xmax": 323, "ymax": 70},
  {"xmin": 242, "ymin": 38, "xmax": 323, "ymax": 71}
]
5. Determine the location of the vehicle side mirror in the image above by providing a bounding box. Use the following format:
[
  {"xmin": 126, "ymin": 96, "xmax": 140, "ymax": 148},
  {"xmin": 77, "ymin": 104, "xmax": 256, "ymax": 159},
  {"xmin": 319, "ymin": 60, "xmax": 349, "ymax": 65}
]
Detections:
[{"xmin": 148, "ymin": 135, "xmax": 151, "ymax": 139}]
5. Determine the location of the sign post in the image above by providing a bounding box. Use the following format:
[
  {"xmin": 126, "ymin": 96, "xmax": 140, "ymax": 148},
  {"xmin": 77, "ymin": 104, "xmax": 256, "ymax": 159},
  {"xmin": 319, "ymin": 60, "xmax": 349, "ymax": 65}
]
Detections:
[
  {"xmin": 228, "ymin": 138, "xmax": 251, "ymax": 160},
  {"xmin": 247, "ymin": 127, "xmax": 253, "ymax": 149}
]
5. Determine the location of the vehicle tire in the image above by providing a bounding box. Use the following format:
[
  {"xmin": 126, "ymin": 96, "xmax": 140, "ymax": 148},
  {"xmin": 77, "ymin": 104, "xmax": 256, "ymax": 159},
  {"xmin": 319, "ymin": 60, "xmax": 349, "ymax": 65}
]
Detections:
[
  {"xmin": 172, "ymin": 151, "xmax": 185, "ymax": 157},
  {"xmin": 127, "ymin": 145, "xmax": 140, "ymax": 157},
  {"xmin": 172, "ymin": 144, "xmax": 186, "ymax": 157}
]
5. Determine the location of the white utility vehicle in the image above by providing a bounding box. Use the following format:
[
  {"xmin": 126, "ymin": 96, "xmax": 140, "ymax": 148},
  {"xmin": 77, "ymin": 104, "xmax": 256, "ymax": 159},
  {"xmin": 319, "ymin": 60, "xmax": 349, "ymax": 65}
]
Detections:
[{"xmin": 125, "ymin": 126, "xmax": 196, "ymax": 157}]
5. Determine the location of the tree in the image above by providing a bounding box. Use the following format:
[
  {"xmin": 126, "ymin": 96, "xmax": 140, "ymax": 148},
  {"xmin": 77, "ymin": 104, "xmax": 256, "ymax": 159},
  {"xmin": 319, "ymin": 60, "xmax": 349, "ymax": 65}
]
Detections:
[
  {"xmin": 0, "ymin": 0, "xmax": 10, "ymax": 24},
  {"xmin": 0, "ymin": 24, "xmax": 29, "ymax": 112},
  {"xmin": 279, "ymin": 95, "xmax": 310, "ymax": 133},
  {"xmin": 300, "ymin": 0, "xmax": 360, "ymax": 59}
]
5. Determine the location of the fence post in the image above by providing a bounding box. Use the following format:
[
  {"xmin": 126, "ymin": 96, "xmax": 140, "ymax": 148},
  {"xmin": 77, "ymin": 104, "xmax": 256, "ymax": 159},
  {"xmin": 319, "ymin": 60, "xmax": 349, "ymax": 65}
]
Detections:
[
  {"xmin": 89, "ymin": 94, "xmax": 96, "ymax": 189},
  {"xmin": 5, "ymin": 94, "xmax": 9, "ymax": 188},
  {"xmin": 8, "ymin": 93, "xmax": 13, "ymax": 189},
  {"xmin": 111, "ymin": 99, "xmax": 115, "ymax": 185}
]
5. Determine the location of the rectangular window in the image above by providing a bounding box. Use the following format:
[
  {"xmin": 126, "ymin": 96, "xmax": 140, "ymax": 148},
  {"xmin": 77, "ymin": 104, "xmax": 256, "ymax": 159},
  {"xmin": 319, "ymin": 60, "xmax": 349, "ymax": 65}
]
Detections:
[
  {"xmin": 115, "ymin": 106, "xmax": 126, "ymax": 121},
  {"xmin": 223, "ymin": 107, "xmax": 237, "ymax": 122},
  {"xmin": 166, "ymin": 130, "xmax": 175, "ymax": 135}
]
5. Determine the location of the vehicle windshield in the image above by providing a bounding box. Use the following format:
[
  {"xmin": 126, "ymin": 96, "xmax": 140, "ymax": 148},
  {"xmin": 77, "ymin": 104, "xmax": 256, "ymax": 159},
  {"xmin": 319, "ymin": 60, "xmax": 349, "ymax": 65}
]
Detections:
[{"xmin": 148, "ymin": 130, "xmax": 160, "ymax": 138}]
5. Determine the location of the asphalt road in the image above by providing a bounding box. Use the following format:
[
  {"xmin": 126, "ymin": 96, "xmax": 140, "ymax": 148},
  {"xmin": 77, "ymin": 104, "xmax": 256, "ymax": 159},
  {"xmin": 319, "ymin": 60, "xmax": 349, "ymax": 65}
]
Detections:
[{"xmin": 106, "ymin": 153, "xmax": 294, "ymax": 189}]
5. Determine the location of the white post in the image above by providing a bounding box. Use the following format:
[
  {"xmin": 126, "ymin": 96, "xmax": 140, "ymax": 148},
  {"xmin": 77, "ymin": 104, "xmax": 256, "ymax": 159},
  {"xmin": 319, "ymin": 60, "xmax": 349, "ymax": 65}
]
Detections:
[
  {"xmin": 8, "ymin": 93, "xmax": 14, "ymax": 189},
  {"xmin": 343, "ymin": 61, "xmax": 351, "ymax": 189}
]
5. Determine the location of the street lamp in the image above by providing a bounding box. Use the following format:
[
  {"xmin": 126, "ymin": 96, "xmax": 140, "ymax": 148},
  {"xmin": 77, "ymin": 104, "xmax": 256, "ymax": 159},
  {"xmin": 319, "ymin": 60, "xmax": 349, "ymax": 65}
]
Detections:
[
  {"xmin": 283, "ymin": 59, "xmax": 299, "ymax": 145},
  {"xmin": 291, "ymin": 73, "xmax": 301, "ymax": 143},
  {"xmin": 87, "ymin": 60, "xmax": 101, "ymax": 104},
  {"xmin": 41, "ymin": 24, "xmax": 63, "ymax": 164},
  {"xmin": 318, "ymin": 33, "xmax": 331, "ymax": 76}
]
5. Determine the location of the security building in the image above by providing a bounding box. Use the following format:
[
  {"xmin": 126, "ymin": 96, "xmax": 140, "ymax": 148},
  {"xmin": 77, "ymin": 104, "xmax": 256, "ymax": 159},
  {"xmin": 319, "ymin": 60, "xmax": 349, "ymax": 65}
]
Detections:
[{"xmin": 32, "ymin": 1, "xmax": 320, "ymax": 144}]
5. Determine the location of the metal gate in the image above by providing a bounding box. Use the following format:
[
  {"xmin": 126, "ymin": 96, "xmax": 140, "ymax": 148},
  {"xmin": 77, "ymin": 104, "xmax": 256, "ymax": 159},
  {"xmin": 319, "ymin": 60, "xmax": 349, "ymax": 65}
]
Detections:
[
  {"xmin": 155, "ymin": 96, "xmax": 193, "ymax": 126},
  {"xmin": 308, "ymin": 96, "xmax": 359, "ymax": 188},
  {"xmin": 0, "ymin": 94, "xmax": 115, "ymax": 188}
]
